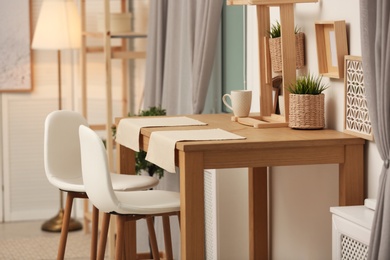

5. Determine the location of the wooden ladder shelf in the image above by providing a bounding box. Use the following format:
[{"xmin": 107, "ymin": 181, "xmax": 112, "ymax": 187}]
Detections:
[{"xmin": 227, "ymin": 0, "xmax": 318, "ymax": 128}]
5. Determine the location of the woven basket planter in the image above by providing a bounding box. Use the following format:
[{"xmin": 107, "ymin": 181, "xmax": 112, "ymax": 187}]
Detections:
[
  {"xmin": 289, "ymin": 94, "xmax": 325, "ymax": 129},
  {"xmin": 269, "ymin": 32, "xmax": 305, "ymax": 73}
]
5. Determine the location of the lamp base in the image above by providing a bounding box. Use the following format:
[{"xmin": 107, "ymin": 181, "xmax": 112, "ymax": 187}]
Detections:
[{"xmin": 41, "ymin": 209, "xmax": 83, "ymax": 232}]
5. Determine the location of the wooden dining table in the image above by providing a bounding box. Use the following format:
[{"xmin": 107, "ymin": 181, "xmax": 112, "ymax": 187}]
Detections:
[{"xmin": 115, "ymin": 113, "xmax": 365, "ymax": 260}]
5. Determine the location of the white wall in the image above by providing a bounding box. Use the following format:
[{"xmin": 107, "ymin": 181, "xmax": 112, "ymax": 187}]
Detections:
[
  {"xmin": 215, "ymin": 168, "xmax": 249, "ymax": 260},
  {"xmin": 246, "ymin": 1, "xmax": 382, "ymax": 259}
]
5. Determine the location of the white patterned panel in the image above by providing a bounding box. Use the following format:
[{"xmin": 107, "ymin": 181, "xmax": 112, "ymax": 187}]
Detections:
[
  {"xmin": 344, "ymin": 56, "xmax": 373, "ymax": 140},
  {"xmin": 341, "ymin": 235, "xmax": 368, "ymax": 260},
  {"xmin": 3, "ymin": 97, "xmax": 59, "ymax": 221},
  {"xmin": 331, "ymin": 206, "xmax": 373, "ymax": 260},
  {"xmin": 204, "ymin": 170, "xmax": 218, "ymax": 260}
]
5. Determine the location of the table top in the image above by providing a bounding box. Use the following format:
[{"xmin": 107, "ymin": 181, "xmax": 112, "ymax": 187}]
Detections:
[
  {"xmin": 132, "ymin": 113, "xmax": 365, "ymax": 153},
  {"xmin": 115, "ymin": 113, "xmax": 365, "ymax": 260}
]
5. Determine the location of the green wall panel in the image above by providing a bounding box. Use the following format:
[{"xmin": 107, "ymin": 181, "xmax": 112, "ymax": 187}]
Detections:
[{"xmin": 222, "ymin": 4, "xmax": 246, "ymax": 111}]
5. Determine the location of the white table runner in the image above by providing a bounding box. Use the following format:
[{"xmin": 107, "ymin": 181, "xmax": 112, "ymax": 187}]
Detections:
[
  {"xmin": 115, "ymin": 116, "xmax": 207, "ymax": 151},
  {"xmin": 146, "ymin": 129, "xmax": 246, "ymax": 173}
]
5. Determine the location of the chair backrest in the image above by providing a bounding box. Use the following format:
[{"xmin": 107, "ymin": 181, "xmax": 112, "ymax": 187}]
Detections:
[
  {"xmin": 44, "ymin": 110, "xmax": 88, "ymax": 183},
  {"xmin": 78, "ymin": 125, "xmax": 120, "ymax": 213}
]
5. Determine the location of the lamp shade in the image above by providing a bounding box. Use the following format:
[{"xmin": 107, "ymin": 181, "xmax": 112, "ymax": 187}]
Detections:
[{"xmin": 32, "ymin": 0, "xmax": 81, "ymax": 50}]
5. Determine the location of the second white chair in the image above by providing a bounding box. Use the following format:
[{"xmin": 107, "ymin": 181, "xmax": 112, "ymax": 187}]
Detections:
[{"xmin": 79, "ymin": 125, "xmax": 181, "ymax": 260}]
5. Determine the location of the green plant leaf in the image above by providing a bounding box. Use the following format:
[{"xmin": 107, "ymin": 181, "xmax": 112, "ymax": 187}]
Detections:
[
  {"xmin": 268, "ymin": 20, "xmax": 301, "ymax": 38},
  {"xmin": 268, "ymin": 21, "xmax": 281, "ymax": 38},
  {"xmin": 112, "ymin": 106, "xmax": 166, "ymax": 178},
  {"xmin": 287, "ymin": 73, "xmax": 329, "ymax": 95}
]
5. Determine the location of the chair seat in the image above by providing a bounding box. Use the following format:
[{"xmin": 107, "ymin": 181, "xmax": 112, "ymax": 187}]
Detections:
[
  {"xmin": 111, "ymin": 174, "xmax": 159, "ymax": 191},
  {"xmin": 48, "ymin": 173, "xmax": 159, "ymax": 193},
  {"xmin": 115, "ymin": 190, "xmax": 180, "ymax": 215}
]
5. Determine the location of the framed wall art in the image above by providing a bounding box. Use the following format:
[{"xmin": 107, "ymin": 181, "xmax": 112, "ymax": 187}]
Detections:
[
  {"xmin": 315, "ymin": 20, "xmax": 348, "ymax": 79},
  {"xmin": 0, "ymin": 1, "xmax": 32, "ymax": 92},
  {"xmin": 344, "ymin": 55, "xmax": 373, "ymax": 141}
]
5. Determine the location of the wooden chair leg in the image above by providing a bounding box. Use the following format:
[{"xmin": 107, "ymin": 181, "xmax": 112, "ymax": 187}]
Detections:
[
  {"xmin": 108, "ymin": 220, "xmax": 116, "ymax": 260},
  {"xmin": 177, "ymin": 211, "xmax": 181, "ymax": 229},
  {"xmin": 124, "ymin": 221, "xmax": 137, "ymax": 260},
  {"xmin": 57, "ymin": 193, "xmax": 74, "ymax": 260},
  {"xmin": 116, "ymin": 216, "xmax": 125, "ymax": 260},
  {"xmin": 90, "ymin": 206, "xmax": 99, "ymax": 260},
  {"xmin": 162, "ymin": 215, "xmax": 173, "ymax": 260},
  {"xmin": 146, "ymin": 217, "xmax": 160, "ymax": 260},
  {"xmin": 98, "ymin": 213, "xmax": 111, "ymax": 260},
  {"xmin": 124, "ymin": 222, "xmax": 130, "ymax": 260},
  {"xmin": 84, "ymin": 200, "xmax": 91, "ymax": 234}
]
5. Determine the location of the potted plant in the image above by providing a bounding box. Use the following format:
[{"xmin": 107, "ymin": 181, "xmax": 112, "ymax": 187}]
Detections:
[
  {"xmin": 287, "ymin": 73, "xmax": 328, "ymax": 129},
  {"xmin": 268, "ymin": 20, "xmax": 305, "ymax": 73},
  {"xmin": 112, "ymin": 106, "xmax": 166, "ymax": 178}
]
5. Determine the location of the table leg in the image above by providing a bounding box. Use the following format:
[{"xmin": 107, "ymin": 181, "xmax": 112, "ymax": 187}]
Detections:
[
  {"xmin": 179, "ymin": 151, "xmax": 205, "ymax": 260},
  {"xmin": 339, "ymin": 144, "xmax": 365, "ymax": 205},
  {"xmin": 124, "ymin": 221, "xmax": 137, "ymax": 260},
  {"xmin": 115, "ymin": 144, "xmax": 136, "ymax": 260},
  {"xmin": 249, "ymin": 167, "xmax": 269, "ymax": 260},
  {"xmin": 117, "ymin": 144, "xmax": 136, "ymax": 175}
]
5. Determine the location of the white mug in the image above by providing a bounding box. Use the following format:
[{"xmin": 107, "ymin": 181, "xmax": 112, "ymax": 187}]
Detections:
[{"xmin": 222, "ymin": 90, "xmax": 252, "ymax": 117}]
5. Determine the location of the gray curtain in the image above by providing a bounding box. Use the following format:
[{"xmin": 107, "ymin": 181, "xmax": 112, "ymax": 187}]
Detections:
[
  {"xmin": 143, "ymin": 0, "xmax": 223, "ymax": 115},
  {"xmin": 143, "ymin": 0, "xmax": 168, "ymax": 108},
  {"xmin": 360, "ymin": 1, "xmax": 390, "ymax": 259},
  {"xmin": 142, "ymin": 2, "xmax": 223, "ymax": 258}
]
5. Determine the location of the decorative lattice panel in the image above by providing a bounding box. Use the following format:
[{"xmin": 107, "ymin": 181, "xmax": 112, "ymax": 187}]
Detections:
[
  {"xmin": 344, "ymin": 56, "xmax": 373, "ymax": 140},
  {"xmin": 204, "ymin": 170, "xmax": 217, "ymax": 260},
  {"xmin": 341, "ymin": 234, "xmax": 369, "ymax": 260}
]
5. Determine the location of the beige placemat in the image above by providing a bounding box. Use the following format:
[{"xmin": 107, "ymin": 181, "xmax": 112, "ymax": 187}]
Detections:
[
  {"xmin": 146, "ymin": 129, "xmax": 246, "ymax": 173},
  {"xmin": 115, "ymin": 117, "xmax": 207, "ymax": 151}
]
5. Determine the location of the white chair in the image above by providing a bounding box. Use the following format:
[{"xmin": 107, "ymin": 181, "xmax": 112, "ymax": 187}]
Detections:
[
  {"xmin": 44, "ymin": 110, "xmax": 159, "ymax": 260},
  {"xmin": 79, "ymin": 125, "xmax": 180, "ymax": 260}
]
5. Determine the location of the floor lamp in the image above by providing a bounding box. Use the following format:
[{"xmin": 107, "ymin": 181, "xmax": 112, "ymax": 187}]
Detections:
[{"xmin": 32, "ymin": 0, "xmax": 82, "ymax": 232}]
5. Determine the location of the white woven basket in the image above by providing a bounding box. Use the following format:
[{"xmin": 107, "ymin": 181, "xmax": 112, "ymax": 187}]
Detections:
[
  {"xmin": 269, "ymin": 32, "xmax": 305, "ymax": 73},
  {"xmin": 288, "ymin": 94, "xmax": 325, "ymax": 129}
]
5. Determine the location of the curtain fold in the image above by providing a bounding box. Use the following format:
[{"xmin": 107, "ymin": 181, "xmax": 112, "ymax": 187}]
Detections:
[
  {"xmin": 191, "ymin": 1, "xmax": 223, "ymax": 114},
  {"xmin": 143, "ymin": 0, "xmax": 168, "ymax": 107},
  {"xmin": 143, "ymin": 0, "xmax": 223, "ymax": 115},
  {"xmin": 360, "ymin": 0, "xmax": 390, "ymax": 259},
  {"xmin": 142, "ymin": 2, "xmax": 223, "ymax": 257}
]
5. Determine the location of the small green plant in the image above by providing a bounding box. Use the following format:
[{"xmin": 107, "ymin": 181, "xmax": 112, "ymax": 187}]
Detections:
[
  {"xmin": 133, "ymin": 107, "xmax": 166, "ymax": 179},
  {"xmin": 131, "ymin": 106, "xmax": 166, "ymax": 117},
  {"xmin": 268, "ymin": 20, "xmax": 301, "ymax": 38},
  {"xmin": 112, "ymin": 106, "xmax": 166, "ymax": 178},
  {"xmin": 287, "ymin": 73, "xmax": 329, "ymax": 95}
]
